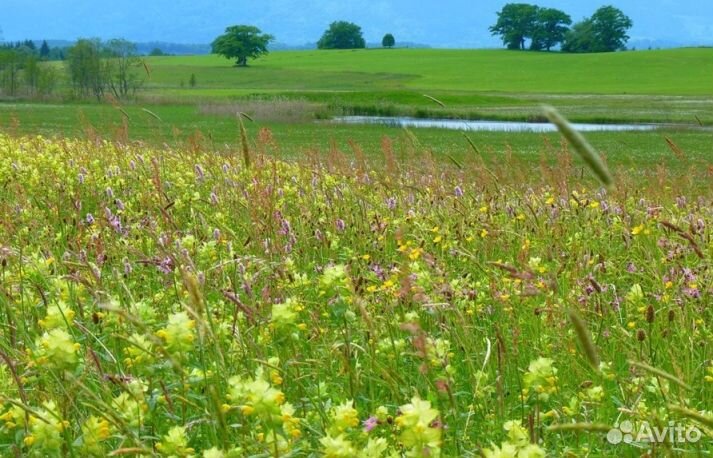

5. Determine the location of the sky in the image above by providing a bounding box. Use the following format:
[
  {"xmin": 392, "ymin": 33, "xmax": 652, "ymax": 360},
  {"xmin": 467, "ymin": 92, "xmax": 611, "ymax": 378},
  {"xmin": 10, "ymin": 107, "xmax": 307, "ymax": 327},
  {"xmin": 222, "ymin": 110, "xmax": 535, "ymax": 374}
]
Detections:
[{"xmin": 2, "ymin": 0, "xmax": 712, "ymax": 48}]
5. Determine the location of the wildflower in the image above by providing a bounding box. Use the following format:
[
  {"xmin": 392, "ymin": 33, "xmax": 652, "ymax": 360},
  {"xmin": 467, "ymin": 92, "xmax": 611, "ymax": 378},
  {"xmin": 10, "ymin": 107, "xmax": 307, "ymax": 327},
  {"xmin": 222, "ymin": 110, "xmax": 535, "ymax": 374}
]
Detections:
[
  {"xmin": 0, "ymin": 403, "xmax": 27, "ymax": 430},
  {"xmin": 523, "ymin": 357, "xmax": 558, "ymax": 402},
  {"xmin": 396, "ymin": 396, "xmax": 442, "ymax": 457},
  {"xmin": 281, "ymin": 402, "xmax": 301, "ymax": 438},
  {"xmin": 329, "ymin": 400, "xmax": 359, "ymax": 434},
  {"xmin": 25, "ymin": 401, "xmax": 68, "ymax": 452},
  {"xmin": 483, "ymin": 420, "xmax": 546, "ymax": 458},
  {"xmin": 363, "ymin": 437, "xmax": 389, "ymax": 457},
  {"xmin": 203, "ymin": 448, "xmax": 225, "ymax": 458},
  {"xmin": 81, "ymin": 416, "xmax": 112, "ymax": 456},
  {"xmin": 38, "ymin": 302, "xmax": 75, "ymax": 330},
  {"xmin": 503, "ymin": 420, "xmax": 529, "ymax": 448},
  {"xmin": 271, "ymin": 298, "xmax": 299, "ymax": 329},
  {"xmin": 156, "ymin": 311, "xmax": 196, "ymax": 355},
  {"xmin": 124, "ymin": 333, "xmax": 155, "ymax": 369},
  {"xmin": 363, "ymin": 416, "xmax": 378, "ymax": 432},
  {"xmin": 35, "ymin": 328, "xmax": 81, "ymax": 370},
  {"xmin": 111, "ymin": 391, "xmax": 147, "ymax": 429},
  {"xmin": 156, "ymin": 425, "xmax": 195, "ymax": 457},
  {"xmin": 626, "ymin": 283, "xmax": 644, "ymax": 303},
  {"xmin": 228, "ymin": 376, "xmax": 285, "ymax": 423},
  {"xmin": 705, "ymin": 365, "xmax": 713, "ymax": 383},
  {"xmin": 320, "ymin": 434, "xmax": 357, "ymax": 457}
]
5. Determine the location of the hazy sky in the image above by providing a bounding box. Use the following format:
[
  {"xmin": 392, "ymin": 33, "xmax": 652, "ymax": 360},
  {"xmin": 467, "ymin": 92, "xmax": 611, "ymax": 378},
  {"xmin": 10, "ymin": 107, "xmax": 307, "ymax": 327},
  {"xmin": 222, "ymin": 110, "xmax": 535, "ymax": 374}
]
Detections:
[{"xmin": 2, "ymin": 0, "xmax": 712, "ymax": 47}]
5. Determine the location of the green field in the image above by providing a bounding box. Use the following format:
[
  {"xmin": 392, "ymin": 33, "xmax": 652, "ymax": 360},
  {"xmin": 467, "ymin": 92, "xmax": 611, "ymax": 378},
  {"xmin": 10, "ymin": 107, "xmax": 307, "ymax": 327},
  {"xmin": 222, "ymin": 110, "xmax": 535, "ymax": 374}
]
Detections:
[
  {"xmin": 139, "ymin": 48, "xmax": 713, "ymax": 123},
  {"xmin": 1, "ymin": 47, "xmax": 713, "ymax": 168}
]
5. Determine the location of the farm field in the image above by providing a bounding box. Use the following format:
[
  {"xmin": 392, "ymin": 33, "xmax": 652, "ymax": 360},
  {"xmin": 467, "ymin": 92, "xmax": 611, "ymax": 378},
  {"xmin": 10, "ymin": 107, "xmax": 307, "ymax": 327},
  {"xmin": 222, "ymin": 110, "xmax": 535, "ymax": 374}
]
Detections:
[{"xmin": 0, "ymin": 46, "xmax": 712, "ymax": 457}]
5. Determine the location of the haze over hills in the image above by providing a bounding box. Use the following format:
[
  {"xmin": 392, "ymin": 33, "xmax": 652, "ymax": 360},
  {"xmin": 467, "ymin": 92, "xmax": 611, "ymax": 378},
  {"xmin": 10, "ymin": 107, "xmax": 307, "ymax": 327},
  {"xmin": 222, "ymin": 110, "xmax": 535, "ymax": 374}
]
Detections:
[{"xmin": 2, "ymin": 0, "xmax": 712, "ymax": 49}]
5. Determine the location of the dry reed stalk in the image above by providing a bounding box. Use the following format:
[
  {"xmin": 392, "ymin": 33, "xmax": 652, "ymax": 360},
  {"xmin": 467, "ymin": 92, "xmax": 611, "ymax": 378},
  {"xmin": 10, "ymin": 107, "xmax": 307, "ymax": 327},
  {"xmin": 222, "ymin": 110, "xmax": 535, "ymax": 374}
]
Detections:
[
  {"xmin": 422, "ymin": 94, "xmax": 446, "ymax": 107},
  {"xmin": 629, "ymin": 360, "xmax": 692, "ymax": 391},
  {"xmin": 238, "ymin": 114, "xmax": 251, "ymax": 169},
  {"xmin": 567, "ymin": 308, "xmax": 600, "ymax": 369},
  {"xmin": 547, "ymin": 423, "xmax": 611, "ymax": 433},
  {"xmin": 542, "ymin": 106, "xmax": 613, "ymax": 188},
  {"xmin": 667, "ymin": 404, "xmax": 713, "ymax": 429}
]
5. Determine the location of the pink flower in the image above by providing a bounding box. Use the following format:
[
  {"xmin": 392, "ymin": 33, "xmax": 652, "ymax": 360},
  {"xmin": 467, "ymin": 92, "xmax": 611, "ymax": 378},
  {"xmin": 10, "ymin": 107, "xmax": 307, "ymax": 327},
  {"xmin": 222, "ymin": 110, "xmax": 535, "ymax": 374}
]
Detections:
[{"xmin": 362, "ymin": 416, "xmax": 378, "ymax": 432}]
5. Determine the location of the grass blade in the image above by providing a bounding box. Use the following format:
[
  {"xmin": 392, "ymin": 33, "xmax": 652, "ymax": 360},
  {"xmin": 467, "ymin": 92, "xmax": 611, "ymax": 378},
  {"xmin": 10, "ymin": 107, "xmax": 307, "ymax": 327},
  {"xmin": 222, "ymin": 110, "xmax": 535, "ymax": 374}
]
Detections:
[{"xmin": 542, "ymin": 105, "xmax": 613, "ymax": 188}]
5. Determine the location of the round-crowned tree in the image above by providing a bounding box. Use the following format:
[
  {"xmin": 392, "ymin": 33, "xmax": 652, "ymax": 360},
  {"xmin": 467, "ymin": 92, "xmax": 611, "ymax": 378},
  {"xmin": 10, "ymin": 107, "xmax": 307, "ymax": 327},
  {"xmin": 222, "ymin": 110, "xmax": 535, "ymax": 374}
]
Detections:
[
  {"xmin": 211, "ymin": 25, "xmax": 274, "ymax": 66},
  {"xmin": 382, "ymin": 33, "xmax": 395, "ymax": 48},
  {"xmin": 317, "ymin": 21, "xmax": 366, "ymax": 49}
]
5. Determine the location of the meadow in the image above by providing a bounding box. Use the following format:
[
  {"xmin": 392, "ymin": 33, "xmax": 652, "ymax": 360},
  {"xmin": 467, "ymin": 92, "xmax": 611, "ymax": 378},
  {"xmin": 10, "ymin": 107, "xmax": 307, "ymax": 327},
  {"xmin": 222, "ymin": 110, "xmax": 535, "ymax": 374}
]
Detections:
[{"xmin": 0, "ymin": 47, "xmax": 711, "ymax": 457}]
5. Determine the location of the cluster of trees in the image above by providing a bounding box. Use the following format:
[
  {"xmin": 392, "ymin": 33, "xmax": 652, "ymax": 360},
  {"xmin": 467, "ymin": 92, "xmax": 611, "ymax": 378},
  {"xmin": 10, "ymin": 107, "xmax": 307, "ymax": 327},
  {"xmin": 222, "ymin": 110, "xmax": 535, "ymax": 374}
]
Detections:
[
  {"xmin": 66, "ymin": 38, "xmax": 145, "ymax": 100},
  {"xmin": 211, "ymin": 22, "xmax": 398, "ymax": 66},
  {"xmin": 0, "ymin": 36, "xmax": 145, "ymax": 100},
  {"xmin": 490, "ymin": 4, "xmax": 633, "ymax": 52},
  {"xmin": 0, "ymin": 41, "xmax": 62, "ymax": 96}
]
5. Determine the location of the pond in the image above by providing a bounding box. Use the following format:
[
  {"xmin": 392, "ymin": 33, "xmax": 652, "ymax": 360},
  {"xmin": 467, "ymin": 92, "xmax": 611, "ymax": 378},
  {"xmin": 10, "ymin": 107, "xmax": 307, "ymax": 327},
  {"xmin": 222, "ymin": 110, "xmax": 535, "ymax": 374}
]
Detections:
[{"xmin": 331, "ymin": 116, "xmax": 660, "ymax": 132}]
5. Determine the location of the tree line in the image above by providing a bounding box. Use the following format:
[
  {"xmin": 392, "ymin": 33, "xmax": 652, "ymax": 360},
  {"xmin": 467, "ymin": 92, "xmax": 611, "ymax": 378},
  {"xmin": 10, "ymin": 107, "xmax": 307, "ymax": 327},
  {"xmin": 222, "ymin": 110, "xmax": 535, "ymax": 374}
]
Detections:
[
  {"xmin": 0, "ymin": 38, "xmax": 144, "ymax": 99},
  {"xmin": 211, "ymin": 22, "xmax": 396, "ymax": 66},
  {"xmin": 490, "ymin": 4, "xmax": 633, "ymax": 52},
  {"xmin": 0, "ymin": 40, "xmax": 63, "ymax": 97}
]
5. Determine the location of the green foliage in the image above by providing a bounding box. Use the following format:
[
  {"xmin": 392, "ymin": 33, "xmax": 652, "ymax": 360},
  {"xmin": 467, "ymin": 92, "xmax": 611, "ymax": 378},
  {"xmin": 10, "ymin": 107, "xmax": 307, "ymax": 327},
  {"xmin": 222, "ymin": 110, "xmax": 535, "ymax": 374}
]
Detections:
[
  {"xmin": 317, "ymin": 21, "xmax": 366, "ymax": 49},
  {"xmin": 531, "ymin": 8, "xmax": 572, "ymax": 51},
  {"xmin": 104, "ymin": 38, "xmax": 143, "ymax": 98},
  {"xmin": 65, "ymin": 38, "xmax": 144, "ymax": 100},
  {"xmin": 0, "ymin": 48, "xmax": 26, "ymax": 95},
  {"xmin": 489, "ymin": 3, "xmax": 540, "ymax": 50},
  {"xmin": 563, "ymin": 6, "xmax": 633, "ymax": 53},
  {"xmin": 66, "ymin": 38, "xmax": 106, "ymax": 99},
  {"xmin": 492, "ymin": 3, "xmax": 631, "ymax": 53},
  {"xmin": 382, "ymin": 33, "xmax": 395, "ymax": 48},
  {"xmin": 211, "ymin": 25, "xmax": 274, "ymax": 66},
  {"xmin": 39, "ymin": 40, "xmax": 50, "ymax": 59}
]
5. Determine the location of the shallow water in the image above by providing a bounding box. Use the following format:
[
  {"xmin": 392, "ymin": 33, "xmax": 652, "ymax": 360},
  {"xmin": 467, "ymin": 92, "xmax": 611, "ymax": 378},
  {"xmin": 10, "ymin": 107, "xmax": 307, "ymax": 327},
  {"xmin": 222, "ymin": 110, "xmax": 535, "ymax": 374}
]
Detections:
[{"xmin": 331, "ymin": 116, "xmax": 660, "ymax": 132}]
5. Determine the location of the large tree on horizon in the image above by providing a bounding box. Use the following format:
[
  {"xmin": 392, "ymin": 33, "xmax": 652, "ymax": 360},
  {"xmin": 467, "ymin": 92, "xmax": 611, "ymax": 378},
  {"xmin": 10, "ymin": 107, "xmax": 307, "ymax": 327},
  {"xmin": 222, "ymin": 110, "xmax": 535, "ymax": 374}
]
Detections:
[
  {"xmin": 489, "ymin": 3, "xmax": 539, "ymax": 50},
  {"xmin": 531, "ymin": 7, "xmax": 572, "ymax": 51},
  {"xmin": 563, "ymin": 5, "xmax": 632, "ymax": 52},
  {"xmin": 317, "ymin": 21, "xmax": 366, "ymax": 49},
  {"xmin": 211, "ymin": 25, "xmax": 274, "ymax": 67}
]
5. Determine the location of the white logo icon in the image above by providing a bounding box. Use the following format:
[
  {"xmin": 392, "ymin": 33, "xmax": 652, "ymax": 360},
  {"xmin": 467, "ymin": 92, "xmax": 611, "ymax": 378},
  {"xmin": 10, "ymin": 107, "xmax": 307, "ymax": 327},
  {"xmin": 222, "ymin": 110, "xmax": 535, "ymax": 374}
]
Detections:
[{"xmin": 607, "ymin": 420, "xmax": 702, "ymax": 445}]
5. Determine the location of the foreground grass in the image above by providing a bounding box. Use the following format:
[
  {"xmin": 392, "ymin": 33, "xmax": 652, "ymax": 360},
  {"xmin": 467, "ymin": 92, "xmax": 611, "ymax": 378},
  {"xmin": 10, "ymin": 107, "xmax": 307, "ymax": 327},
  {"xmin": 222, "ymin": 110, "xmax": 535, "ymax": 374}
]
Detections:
[{"xmin": 0, "ymin": 133, "xmax": 710, "ymax": 456}]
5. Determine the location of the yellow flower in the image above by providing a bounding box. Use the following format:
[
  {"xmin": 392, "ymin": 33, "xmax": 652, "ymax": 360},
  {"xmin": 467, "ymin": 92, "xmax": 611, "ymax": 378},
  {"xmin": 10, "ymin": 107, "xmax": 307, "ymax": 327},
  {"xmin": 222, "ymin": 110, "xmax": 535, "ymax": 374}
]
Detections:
[
  {"xmin": 409, "ymin": 247, "xmax": 423, "ymax": 260},
  {"xmin": 320, "ymin": 434, "xmax": 357, "ymax": 457},
  {"xmin": 36, "ymin": 328, "xmax": 80, "ymax": 370},
  {"xmin": 156, "ymin": 426, "xmax": 194, "ymax": 457},
  {"xmin": 156, "ymin": 311, "xmax": 195, "ymax": 355},
  {"xmin": 396, "ymin": 396, "xmax": 441, "ymax": 457},
  {"xmin": 329, "ymin": 400, "xmax": 359, "ymax": 434}
]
